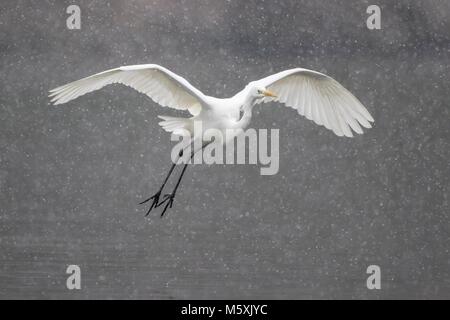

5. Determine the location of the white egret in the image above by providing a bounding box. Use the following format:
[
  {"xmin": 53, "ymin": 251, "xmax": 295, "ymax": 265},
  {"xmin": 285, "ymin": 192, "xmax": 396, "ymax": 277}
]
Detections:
[{"xmin": 49, "ymin": 64, "xmax": 374, "ymax": 216}]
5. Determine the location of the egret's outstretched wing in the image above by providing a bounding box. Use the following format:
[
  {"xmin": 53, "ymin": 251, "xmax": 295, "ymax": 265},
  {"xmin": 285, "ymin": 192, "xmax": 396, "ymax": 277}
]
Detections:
[
  {"xmin": 252, "ymin": 68, "xmax": 374, "ymax": 137},
  {"xmin": 49, "ymin": 64, "xmax": 206, "ymax": 115}
]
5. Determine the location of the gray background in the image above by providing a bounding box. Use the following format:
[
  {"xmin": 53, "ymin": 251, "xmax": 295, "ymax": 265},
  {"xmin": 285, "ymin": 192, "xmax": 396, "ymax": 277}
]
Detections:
[{"xmin": 1, "ymin": 0, "xmax": 449, "ymax": 299}]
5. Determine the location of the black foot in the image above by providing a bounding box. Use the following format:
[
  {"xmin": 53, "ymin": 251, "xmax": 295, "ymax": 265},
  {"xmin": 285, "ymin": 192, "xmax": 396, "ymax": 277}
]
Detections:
[
  {"xmin": 139, "ymin": 190, "xmax": 163, "ymax": 216},
  {"xmin": 159, "ymin": 193, "xmax": 176, "ymax": 217}
]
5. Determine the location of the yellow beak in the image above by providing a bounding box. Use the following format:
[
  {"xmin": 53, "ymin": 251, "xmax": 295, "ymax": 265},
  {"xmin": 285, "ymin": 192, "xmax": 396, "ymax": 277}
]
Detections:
[{"xmin": 263, "ymin": 90, "xmax": 277, "ymax": 98}]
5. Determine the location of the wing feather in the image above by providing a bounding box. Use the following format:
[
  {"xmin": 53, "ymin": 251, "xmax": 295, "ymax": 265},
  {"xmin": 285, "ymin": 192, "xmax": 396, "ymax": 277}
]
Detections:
[
  {"xmin": 253, "ymin": 68, "xmax": 374, "ymax": 137},
  {"xmin": 49, "ymin": 64, "xmax": 207, "ymax": 116}
]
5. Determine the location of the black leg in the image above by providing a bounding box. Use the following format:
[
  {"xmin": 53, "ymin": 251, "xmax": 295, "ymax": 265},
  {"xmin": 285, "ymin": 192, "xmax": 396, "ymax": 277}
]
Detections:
[
  {"xmin": 158, "ymin": 141, "xmax": 212, "ymax": 217},
  {"xmin": 159, "ymin": 163, "xmax": 189, "ymax": 217},
  {"xmin": 139, "ymin": 149, "xmax": 183, "ymax": 216}
]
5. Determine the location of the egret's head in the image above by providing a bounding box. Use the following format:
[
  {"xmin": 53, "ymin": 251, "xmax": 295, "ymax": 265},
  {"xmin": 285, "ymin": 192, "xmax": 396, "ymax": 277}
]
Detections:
[{"xmin": 252, "ymin": 86, "xmax": 277, "ymax": 98}]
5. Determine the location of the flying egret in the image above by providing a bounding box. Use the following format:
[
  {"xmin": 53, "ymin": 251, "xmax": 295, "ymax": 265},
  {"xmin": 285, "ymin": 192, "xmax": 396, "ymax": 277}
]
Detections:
[{"xmin": 49, "ymin": 64, "xmax": 374, "ymax": 217}]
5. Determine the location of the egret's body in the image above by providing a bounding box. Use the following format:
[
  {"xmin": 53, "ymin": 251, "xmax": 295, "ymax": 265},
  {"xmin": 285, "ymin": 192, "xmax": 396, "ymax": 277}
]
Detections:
[{"xmin": 49, "ymin": 64, "xmax": 374, "ymax": 216}]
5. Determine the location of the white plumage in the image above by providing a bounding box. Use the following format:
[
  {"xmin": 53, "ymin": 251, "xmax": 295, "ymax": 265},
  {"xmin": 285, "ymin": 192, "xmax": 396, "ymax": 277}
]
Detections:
[
  {"xmin": 49, "ymin": 64, "xmax": 373, "ymax": 138},
  {"xmin": 49, "ymin": 64, "xmax": 205, "ymax": 115},
  {"xmin": 252, "ymin": 68, "xmax": 374, "ymax": 137},
  {"xmin": 49, "ymin": 63, "xmax": 374, "ymax": 216}
]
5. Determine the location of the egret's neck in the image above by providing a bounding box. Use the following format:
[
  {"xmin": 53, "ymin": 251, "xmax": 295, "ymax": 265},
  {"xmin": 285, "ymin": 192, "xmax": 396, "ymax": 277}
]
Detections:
[{"xmin": 235, "ymin": 93, "xmax": 256, "ymax": 129}]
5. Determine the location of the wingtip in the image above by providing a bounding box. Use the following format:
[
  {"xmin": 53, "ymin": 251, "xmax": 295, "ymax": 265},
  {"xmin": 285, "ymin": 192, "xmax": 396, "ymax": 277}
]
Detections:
[
  {"xmin": 343, "ymin": 131, "xmax": 354, "ymax": 138},
  {"xmin": 50, "ymin": 96, "xmax": 62, "ymax": 105}
]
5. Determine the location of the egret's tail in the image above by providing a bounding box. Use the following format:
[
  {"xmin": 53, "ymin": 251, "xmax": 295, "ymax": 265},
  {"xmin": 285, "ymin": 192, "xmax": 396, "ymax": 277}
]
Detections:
[{"xmin": 157, "ymin": 115, "xmax": 192, "ymax": 136}]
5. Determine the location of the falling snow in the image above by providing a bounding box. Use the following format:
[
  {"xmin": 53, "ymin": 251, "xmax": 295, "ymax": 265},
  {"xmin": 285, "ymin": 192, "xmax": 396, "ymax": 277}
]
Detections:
[{"xmin": 0, "ymin": 0, "xmax": 449, "ymax": 299}]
